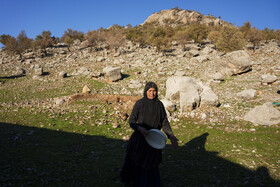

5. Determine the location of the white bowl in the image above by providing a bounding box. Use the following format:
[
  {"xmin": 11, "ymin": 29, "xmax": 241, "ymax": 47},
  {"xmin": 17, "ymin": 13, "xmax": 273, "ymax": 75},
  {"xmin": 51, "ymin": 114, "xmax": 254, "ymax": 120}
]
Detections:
[{"xmin": 145, "ymin": 129, "xmax": 167, "ymax": 149}]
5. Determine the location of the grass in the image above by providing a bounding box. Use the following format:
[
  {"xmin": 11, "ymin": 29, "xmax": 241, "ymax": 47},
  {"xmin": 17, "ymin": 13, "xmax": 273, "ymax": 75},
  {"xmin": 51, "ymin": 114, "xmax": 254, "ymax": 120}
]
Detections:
[{"xmin": 0, "ymin": 73, "xmax": 279, "ymax": 186}]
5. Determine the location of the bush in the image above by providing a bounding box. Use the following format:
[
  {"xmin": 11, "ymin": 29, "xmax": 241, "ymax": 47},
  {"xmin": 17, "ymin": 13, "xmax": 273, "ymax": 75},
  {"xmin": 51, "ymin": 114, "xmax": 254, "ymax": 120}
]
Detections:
[
  {"xmin": 85, "ymin": 29, "xmax": 106, "ymax": 47},
  {"xmin": 148, "ymin": 27, "xmax": 171, "ymax": 52},
  {"xmin": 186, "ymin": 24, "xmax": 209, "ymax": 44},
  {"xmin": 1, "ymin": 30, "xmax": 32, "ymax": 58},
  {"xmin": 216, "ymin": 26, "xmax": 246, "ymax": 52},
  {"xmin": 35, "ymin": 31, "xmax": 56, "ymax": 53},
  {"xmin": 104, "ymin": 26, "xmax": 126, "ymax": 53},
  {"xmin": 247, "ymin": 27, "xmax": 264, "ymax": 50},
  {"xmin": 61, "ymin": 28, "xmax": 84, "ymax": 50},
  {"xmin": 207, "ymin": 30, "xmax": 220, "ymax": 44}
]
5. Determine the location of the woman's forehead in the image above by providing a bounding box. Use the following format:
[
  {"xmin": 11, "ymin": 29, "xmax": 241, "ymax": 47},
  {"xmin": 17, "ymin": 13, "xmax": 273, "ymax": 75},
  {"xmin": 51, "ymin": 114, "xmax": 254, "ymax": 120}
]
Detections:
[{"xmin": 147, "ymin": 87, "xmax": 157, "ymax": 91}]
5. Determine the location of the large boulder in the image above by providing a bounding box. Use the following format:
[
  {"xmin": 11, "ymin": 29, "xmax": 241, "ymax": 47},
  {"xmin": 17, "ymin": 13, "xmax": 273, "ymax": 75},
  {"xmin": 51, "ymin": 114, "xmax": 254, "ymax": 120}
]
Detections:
[
  {"xmin": 217, "ymin": 50, "xmax": 252, "ymax": 76},
  {"xmin": 244, "ymin": 102, "xmax": 280, "ymax": 126},
  {"xmin": 165, "ymin": 76, "xmax": 200, "ymax": 102},
  {"xmin": 103, "ymin": 66, "xmax": 122, "ymax": 82},
  {"xmin": 200, "ymin": 85, "xmax": 219, "ymax": 107},
  {"xmin": 180, "ymin": 88, "xmax": 201, "ymax": 111},
  {"xmin": 165, "ymin": 76, "xmax": 219, "ymax": 111}
]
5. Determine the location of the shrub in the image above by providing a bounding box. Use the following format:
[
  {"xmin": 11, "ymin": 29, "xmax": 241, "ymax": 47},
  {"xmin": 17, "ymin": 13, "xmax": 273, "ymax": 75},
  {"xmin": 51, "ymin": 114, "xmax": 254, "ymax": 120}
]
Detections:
[
  {"xmin": 1, "ymin": 30, "xmax": 32, "ymax": 58},
  {"xmin": 174, "ymin": 29, "xmax": 191, "ymax": 49},
  {"xmin": 104, "ymin": 26, "xmax": 126, "ymax": 53},
  {"xmin": 247, "ymin": 27, "xmax": 264, "ymax": 50},
  {"xmin": 207, "ymin": 30, "xmax": 220, "ymax": 44},
  {"xmin": 61, "ymin": 28, "xmax": 84, "ymax": 50},
  {"xmin": 35, "ymin": 31, "xmax": 56, "ymax": 53},
  {"xmin": 186, "ymin": 24, "xmax": 209, "ymax": 44},
  {"xmin": 85, "ymin": 29, "xmax": 106, "ymax": 47},
  {"xmin": 216, "ymin": 26, "xmax": 246, "ymax": 52}
]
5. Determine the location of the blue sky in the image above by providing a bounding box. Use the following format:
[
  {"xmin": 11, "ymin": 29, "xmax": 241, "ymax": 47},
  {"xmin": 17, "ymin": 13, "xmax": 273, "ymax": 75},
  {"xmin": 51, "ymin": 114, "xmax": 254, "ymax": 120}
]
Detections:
[{"xmin": 0, "ymin": 0, "xmax": 279, "ymax": 48}]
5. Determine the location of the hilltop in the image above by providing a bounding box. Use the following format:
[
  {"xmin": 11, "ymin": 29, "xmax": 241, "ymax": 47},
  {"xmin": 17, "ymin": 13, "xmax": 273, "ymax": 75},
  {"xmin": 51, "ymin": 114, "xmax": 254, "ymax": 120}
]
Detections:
[{"xmin": 143, "ymin": 8, "xmax": 228, "ymax": 27}]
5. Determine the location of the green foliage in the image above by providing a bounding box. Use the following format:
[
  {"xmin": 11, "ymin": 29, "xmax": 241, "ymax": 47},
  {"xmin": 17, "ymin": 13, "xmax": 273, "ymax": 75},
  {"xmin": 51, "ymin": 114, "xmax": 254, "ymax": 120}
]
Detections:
[
  {"xmin": 148, "ymin": 27, "xmax": 171, "ymax": 52},
  {"xmin": 262, "ymin": 28, "xmax": 276, "ymax": 41},
  {"xmin": 35, "ymin": 31, "xmax": 56, "ymax": 52},
  {"xmin": 126, "ymin": 26, "xmax": 146, "ymax": 45},
  {"xmin": 104, "ymin": 26, "xmax": 126, "ymax": 52},
  {"xmin": 61, "ymin": 28, "xmax": 84, "ymax": 47},
  {"xmin": 216, "ymin": 26, "xmax": 246, "ymax": 52},
  {"xmin": 247, "ymin": 27, "xmax": 264, "ymax": 49},
  {"xmin": 85, "ymin": 29, "xmax": 106, "ymax": 47},
  {"xmin": 207, "ymin": 30, "xmax": 220, "ymax": 43},
  {"xmin": 1, "ymin": 30, "xmax": 32, "ymax": 58},
  {"xmin": 186, "ymin": 24, "xmax": 209, "ymax": 44},
  {"xmin": 239, "ymin": 21, "xmax": 252, "ymax": 39},
  {"xmin": 0, "ymin": 34, "xmax": 13, "ymax": 46}
]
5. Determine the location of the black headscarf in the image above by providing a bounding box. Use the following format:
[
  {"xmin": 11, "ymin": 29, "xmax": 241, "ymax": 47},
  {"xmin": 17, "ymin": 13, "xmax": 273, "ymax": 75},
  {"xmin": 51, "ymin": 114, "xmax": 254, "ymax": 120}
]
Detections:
[{"xmin": 142, "ymin": 82, "xmax": 161, "ymax": 129}]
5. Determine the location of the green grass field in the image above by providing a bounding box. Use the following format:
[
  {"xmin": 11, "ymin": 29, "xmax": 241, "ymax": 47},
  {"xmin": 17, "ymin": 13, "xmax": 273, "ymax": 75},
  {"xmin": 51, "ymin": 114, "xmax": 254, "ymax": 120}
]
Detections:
[{"xmin": 0, "ymin": 75, "xmax": 279, "ymax": 186}]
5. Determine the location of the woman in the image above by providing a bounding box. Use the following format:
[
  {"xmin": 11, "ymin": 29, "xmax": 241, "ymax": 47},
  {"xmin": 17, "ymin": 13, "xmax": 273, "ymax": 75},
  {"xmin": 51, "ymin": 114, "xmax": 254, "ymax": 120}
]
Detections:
[{"xmin": 120, "ymin": 82, "xmax": 178, "ymax": 187}]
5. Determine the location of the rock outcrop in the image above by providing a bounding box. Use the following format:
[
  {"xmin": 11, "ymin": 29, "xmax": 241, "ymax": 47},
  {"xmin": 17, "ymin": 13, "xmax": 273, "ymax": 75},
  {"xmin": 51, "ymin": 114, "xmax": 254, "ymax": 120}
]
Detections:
[{"xmin": 244, "ymin": 102, "xmax": 280, "ymax": 126}]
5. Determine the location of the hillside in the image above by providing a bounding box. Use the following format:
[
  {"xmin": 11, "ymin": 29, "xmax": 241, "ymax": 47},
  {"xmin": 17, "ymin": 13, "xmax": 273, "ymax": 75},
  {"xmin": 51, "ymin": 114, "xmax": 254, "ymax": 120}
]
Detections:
[{"xmin": 0, "ymin": 8, "xmax": 280, "ymax": 186}]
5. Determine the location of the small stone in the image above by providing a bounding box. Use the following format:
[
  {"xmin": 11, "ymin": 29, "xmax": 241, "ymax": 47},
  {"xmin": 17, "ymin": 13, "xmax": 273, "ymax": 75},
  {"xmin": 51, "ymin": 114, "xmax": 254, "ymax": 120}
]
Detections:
[
  {"xmin": 58, "ymin": 71, "xmax": 67, "ymax": 78},
  {"xmin": 82, "ymin": 85, "xmax": 91, "ymax": 94}
]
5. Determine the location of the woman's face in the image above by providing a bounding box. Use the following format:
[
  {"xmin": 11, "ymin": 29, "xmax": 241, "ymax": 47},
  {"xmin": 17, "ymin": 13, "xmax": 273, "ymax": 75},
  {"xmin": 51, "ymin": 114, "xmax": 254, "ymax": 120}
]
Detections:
[{"xmin": 146, "ymin": 88, "xmax": 157, "ymax": 99}]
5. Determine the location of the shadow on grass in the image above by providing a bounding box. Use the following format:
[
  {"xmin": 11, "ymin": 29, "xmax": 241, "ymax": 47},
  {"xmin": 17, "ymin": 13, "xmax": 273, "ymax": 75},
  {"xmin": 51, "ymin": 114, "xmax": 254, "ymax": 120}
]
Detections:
[
  {"xmin": 0, "ymin": 75, "xmax": 26, "ymax": 79},
  {"xmin": 0, "ymin": 123, "xmax": 279, "ymax": 186}
]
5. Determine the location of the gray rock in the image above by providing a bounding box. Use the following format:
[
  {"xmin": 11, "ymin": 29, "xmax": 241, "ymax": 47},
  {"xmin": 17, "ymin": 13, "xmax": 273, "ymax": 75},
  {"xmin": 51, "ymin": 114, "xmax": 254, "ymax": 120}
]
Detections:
[
  {"xmin": 174, "ymin": 70, "xmax": 186, "ymax": 76},
  {"xmin": 180, "ymin": 89, "xmax": 201, "ymax": 111},
  {"xmin": 218, "ymin": 50, "xmax": 252, "ymax": 76},
  {"xmin": 161, "ymin": 99, "xmax": 176, "ymax": 112},
  {"xmin": 55, "ymin": 98, "xmax": 65, "ymax": 105},
  {"xmin": 103, "ymin": 66, "xmax": 122, "ymax": 82},
  {"xmin": 34, "ymin": 67, "xmax": 43, "ymax": 76},
  {"xmin": 166, "ymin": 76, "xmax": 200, "ymax": 102},
  {"xmin": 212, "ymin": 72, "xmax": 224, "ymax": 81},
  {"xmin": 15, "ymin": 67, "xmax": 26, "ymax": 76},
  {"xmin": 260, "ymin": 74, "xmax": 277, "ymax": 84},
  {"xmin": 200, "ymin": 85, "xmax": 219, "ymax": 107},
  {"xmin": 244, "ymin": 102, "xmax": 280, "ymax": 126},
  {"xmin": 236, "ymin": 89, "xmax": 256, "ymax": 99},
  {"xmin": 58, "ymin": 71, "xmax": 67, "ymax": 78}
]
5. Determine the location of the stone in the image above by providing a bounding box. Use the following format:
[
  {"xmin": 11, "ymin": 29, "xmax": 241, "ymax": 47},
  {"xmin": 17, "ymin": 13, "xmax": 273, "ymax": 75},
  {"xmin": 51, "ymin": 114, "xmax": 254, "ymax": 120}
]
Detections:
[
  {"xmin": 180, "ymin": 88, "xmax": 201, "ymax": 111},
  {"xmin": 58, "ymin": 71, "xmax": 67, "ymax": 78},
  {"xmin": 236, "ymin": 89, "xmax": 257, "ymax": 99},
  {"xmin": 82, "ymin": 85, "xmax": 91, "ymax": 94},
  {"xmin": 212, "ymin": 72, "xmax": 224, "ymax": 81},
  {"xmin": 103, "ymin": 66, "xmax": 122, "ymax": 82},
  {"xmin": 15, "ymin": 67, "xmax": 26, "ymax": 76},
  {"xmin": 200, "ymin": 85, "xmax": 219, "ymax": 107},
  {"xmin": 217, "ymin": 50, "xmax": 252, "ymax": 76},
  {"xmin": 260, "ymin": 74, "xmax": 277, "ymax": 84},
  {"xmin": 32, "ymin": 75, "xmax": 41, "ymax": 80},
  {"xmin": 55, "ymin": 98, "xmax": 65, "ymax": 105},
  {"xmin": 23, "ymin": 52, "xmax": 35, "ymax": 59},
  {"xmin": 244, "ymin": 102, "xmax": 280, "ymax": 126},
  {"xmin": 174, "ymin": 70, "xmax": 186, "ymax": 76},
  {"xmin": 161, "ymin": 99, "xmax": 176, "ymax": 112},
  {"xmin": 165, "ymin": 76, "xmax": 200, "ymax": 102},
  {"xmin": 34, "ymin": 67, "xmax": 43, "ymax": 76},
  {"xmin": 97, "ymin": 56, "xmax": 106, "ymax": 62}
]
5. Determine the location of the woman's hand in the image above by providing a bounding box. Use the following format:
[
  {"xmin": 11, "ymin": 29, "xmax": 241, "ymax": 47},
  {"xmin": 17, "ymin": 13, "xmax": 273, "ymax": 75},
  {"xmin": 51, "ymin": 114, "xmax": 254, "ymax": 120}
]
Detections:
[
  {"xmin": 170, "ymin": 135, "xmax": 178, "ymax": 148},
  {"xmin": 137, "ymin": 126, "xmax": 149, "ymax": 137}
]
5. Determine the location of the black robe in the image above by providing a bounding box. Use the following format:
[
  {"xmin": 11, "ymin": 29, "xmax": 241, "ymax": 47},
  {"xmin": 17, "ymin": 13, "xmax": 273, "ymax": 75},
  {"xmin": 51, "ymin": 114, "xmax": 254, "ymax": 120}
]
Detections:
[{"xmin": 120, "ymin": 97, "xmax": 174, "ymax": 186}]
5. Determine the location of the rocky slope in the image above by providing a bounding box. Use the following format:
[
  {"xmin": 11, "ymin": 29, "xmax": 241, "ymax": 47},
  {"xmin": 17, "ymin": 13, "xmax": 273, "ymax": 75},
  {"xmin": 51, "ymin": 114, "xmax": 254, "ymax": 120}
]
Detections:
[{"xmin": 1, "ymin": 39, "xmax": 280, "ymax": 128}]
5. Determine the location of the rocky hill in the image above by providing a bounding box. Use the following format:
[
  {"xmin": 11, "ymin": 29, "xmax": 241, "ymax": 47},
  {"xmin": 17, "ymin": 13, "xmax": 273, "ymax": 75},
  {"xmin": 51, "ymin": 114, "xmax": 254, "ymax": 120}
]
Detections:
[
  {"xmin": 1, "ymin": 37, "xmax": 280, "ymax": 128},
  {"xmin": 142, "ymin": 8, "xmax": 228, "ymax": 27}
]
